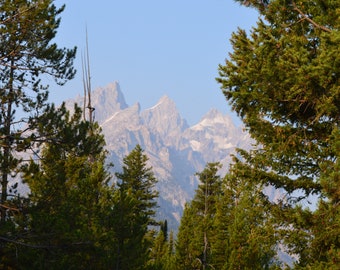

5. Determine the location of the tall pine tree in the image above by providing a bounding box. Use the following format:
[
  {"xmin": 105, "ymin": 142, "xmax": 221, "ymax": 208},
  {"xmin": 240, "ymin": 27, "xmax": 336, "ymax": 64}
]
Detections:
[
  {"xmin": 0, "ymin": 0, "xmax": 76, "ymax": 224},
  {"xmin": 176, "ymin": 162, "xmax": 223, "ymax": 269},
  {"xmin": 217, "ymin": 0, "xmax": 340, "ymax": 267},
  {"xmin": 212, "ymin": 161, "xmax": 279, "ymax": 269},
  {"xmin": 115, "ymin": 144, "xmax": 159, "ymax": 270}
]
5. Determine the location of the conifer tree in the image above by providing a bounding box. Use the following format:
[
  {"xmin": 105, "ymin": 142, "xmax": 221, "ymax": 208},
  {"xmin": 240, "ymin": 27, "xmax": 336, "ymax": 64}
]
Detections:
[
  {"xmin": 149, "ymin": 226, "xmax": 167, "ymax": 269},
  {"xmin": 212, "ymin": 161, "xmax": 279, "ymax": 269},
  {"xmin": 0, "ymin": 0, "xmax": 76, "ymax": 223},
  {"xmin": 1, "ymin": 104, "xmax": 113, "ymax": 269},
  {"xmin": 176, "ymin": 162, "xmax": 222, "ymax": 269},
  {"xmin": 115, "ymin": 144, "xmax": 158, "ymax": 270},
  {"xmin": 217, "ymin": 0, "xmax": 340, "ymax": 266},
  {"xmin": 148, "ymin": 220, "xmax": 176, "ymax": 270},
  {"xmin": 175, "ymin": 203, "xmax": 200, "ymax": 269},
  {"xmin": 165, "ymin": 230, "xmax": 176, "ymax": 269}
]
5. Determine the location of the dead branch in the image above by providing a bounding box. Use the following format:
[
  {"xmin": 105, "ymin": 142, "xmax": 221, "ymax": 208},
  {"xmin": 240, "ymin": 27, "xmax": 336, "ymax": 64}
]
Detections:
[{"xmin": 0, "ymin": 203, "xmax": 20, "ymax": 212}]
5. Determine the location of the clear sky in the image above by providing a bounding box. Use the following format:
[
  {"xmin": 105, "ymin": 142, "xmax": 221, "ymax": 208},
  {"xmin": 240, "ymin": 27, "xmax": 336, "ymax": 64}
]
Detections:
[{"xmin": 52, "ymin": 0, "xmax": 259, "ymax": 125}]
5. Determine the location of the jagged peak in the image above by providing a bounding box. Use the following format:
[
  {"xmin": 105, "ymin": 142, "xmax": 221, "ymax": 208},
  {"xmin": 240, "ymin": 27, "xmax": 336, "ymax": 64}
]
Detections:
[
  {"xmin": 204, "ymin": 108, "xmax": 224, "ymax": 118},
  {"xmin": 191, "ymin": 108, "xmax": 234, "ymax": 130},
  {"xmin": 130, "ymin": 102, "xmax": 141, "ymax": 113},
  {"xmin": 101, "ymin": 102, "xmax": 141, "ymax": 127},
  {"xmin": 140, "ymin": 95, "xmax": 188, "ymax": 138},
  {"xmin": 93, "ymin": 81, "xmax": 128, "ymax": 109},
  {"xmin": 145, "ymin": 95, "xmax": 176, "ymax": 112}
]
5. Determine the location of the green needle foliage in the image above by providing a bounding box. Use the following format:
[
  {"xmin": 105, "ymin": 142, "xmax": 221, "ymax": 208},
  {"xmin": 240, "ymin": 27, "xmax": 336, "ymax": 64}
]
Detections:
[
  {"xmin": 176, "ymin": 162, "xmax": 223, "ymax": 270},
  {"xmin": 212, "ymin": 161, "xmax": 279, "ymax": 269},
  {"xmin": 1, "ymin": 103, "xmax": 113, "ymax": 269},
  {"xmin": 217, "ymin": 0, "xmax": 339, "ymax": 267},
  {"xmin": 176, "ymin": 162, "xmax": 278, "ymax": 269},
  {"xmin": 0, "ymin": 0, "xmax": 76, "ymax": 223},
  {"xmin": 147, "ymin": 220, "xmax": 176, "ymax": 270},
  {"xmin": 115, "ymin": 144, "xmax": 159, "ymax": 270}
]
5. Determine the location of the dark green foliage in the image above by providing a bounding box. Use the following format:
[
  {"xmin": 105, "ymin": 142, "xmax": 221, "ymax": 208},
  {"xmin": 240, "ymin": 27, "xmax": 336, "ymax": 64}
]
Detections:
[
  {"xmin": 217, "ymin": 0, "xmax": 339, "ymax": 193},
  {"xmin": 161, "ymin": 219, "xmax": 168, "ymax": 242},
  {"xmin": 0, "ymin": 0, "xmax": 76, "ymax": 224},
  {"xmin": 176, "ymin": 162, "xmax": 223, "ymax": 269},
  {"xmin": 212, "ymin": 162, "xmax": 279, "ymax": 269},
  {"xmin": 115, "ymin": 144, "xmax": 159, "ymax": 270},
  {"xmin": 217, "ymin": 0, "xmax": 340, "ymax": 267},
  {"xmin": 148, "ymin": 226, "xmax": 167, "ymax": 269},
  {"xmin": 148, "ymin": 222, "xmax": 176, "ymax": 270},
  {"xmin": 278, "ymin": 129, "xmax": 340, "ymax": 269},
  {"xmin": 175, "ymin": 203, "xmax": 201, "ymax": 269},
  {"xmin": 1, "ymin": 103, "xmax": 114, "ymax": 269},
  {"xmin": 176, "ymin": 162, "xmax": 278, "ymax": 269}
]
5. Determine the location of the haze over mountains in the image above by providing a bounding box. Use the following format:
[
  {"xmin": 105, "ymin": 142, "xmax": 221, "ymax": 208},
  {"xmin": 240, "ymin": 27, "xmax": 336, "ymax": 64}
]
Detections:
[{"xmin": 66, "ymin": 81, "xmax": 253, "ymax": 230}]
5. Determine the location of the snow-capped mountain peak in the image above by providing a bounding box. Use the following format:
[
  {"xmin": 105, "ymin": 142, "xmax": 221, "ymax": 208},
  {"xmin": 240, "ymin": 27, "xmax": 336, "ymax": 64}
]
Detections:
[
  {"xmin": 65, "ymin": 82, "xmax": 252, "ymax": 231},
  {"xmin": 141, "ymin": 95, "xmax": 188, "ymax": 146}
]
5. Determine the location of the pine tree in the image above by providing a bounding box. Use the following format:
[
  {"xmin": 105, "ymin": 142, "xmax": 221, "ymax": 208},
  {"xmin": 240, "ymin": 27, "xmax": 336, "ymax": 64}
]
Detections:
[
  {"xmin": 217, "ymin": 0, "xmax": 340, "ymax": 266},
  {"xmin": 1, "ymin": 104, "xmax": 113, "ymax": 269},
  {"xmin": 212, "ymin": 162, "xmax": 279, "ymax": 269},
  {"xmin": 161, "ymin": 219, "xmax": 168, "ymax": 242},
  {"xmin": 148, "ymin": 220, "xmax": 176, "ymax": 270},
  {"xmin": 278, "ymin": 128, "xmax": 340, "ymax": 269},
  {"xmin": 175, "ymin": 203, "xmax": 200, "ymax": 270},
  {"xmin": 149, "ymin": 226, "xmax": 167, "ymax": 269},
  {"xmin": 0, "ymin": 0, "xmax": 76, "ymax": 224},
  {"xmin": 176, "ymin": 162, "xmax": 223, "ymax": 269},
  {"xmin": 164, "ymin": 230, "xmax": 176, "ymax": 270},
  {"xmin": 115, "ymin": 144, "xmax": 159, "ymax": 270}
]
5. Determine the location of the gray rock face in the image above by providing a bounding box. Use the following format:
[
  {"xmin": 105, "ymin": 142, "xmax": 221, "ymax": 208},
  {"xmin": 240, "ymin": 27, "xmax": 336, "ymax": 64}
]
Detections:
[
  {"xmin": 66, "ymin": 82, "xmax": 252, "ymax": 231},
  {"xmin": 65, "ymin": 81, "xmax": 128, "ymax": 124}
]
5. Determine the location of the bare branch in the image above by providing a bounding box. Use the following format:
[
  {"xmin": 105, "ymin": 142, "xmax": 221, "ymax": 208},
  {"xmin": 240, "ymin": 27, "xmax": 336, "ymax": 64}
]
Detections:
[
  {"xmin": 82, "ymin": 27, "xmax": 95, "ymax": 124},
  {"xmin": 0, "ymin": 203, "xmax": 20, "ymax": 212}
]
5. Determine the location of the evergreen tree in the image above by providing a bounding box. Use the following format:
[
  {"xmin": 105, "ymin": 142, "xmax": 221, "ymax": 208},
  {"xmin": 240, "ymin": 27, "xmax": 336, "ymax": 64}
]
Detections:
[
  {"xmin": 0, "ymin": 0, "xmax": 76, "ymax": 224},
  {"xmin": 217, "ymin": 0, "xmax": 340, "ymax": 266},
  {"xmin": 212, "ymin": 161, "xmax": 279, "ymax": 269},
  {"xmin": 149, "ymin": 226, "xmax": 167, "ymax": 269},
  {"xmin": 165, "ymin": 230, "xmax": 176, "ymax": 269},
  {"xmin": 115, "ymin": 144, "xmax": 159, "ymax": 270},
  {"xmin": 175, "ymin": 203, "xmax": 201, "ymax": 270},
  {"xmin": 148, "ymin": 220, "xmax": 176, "ymax": 270},
  {"xmin": 161, "ymin": 219, "xmax": 168, "ymax": 242},
  {"xmin": 1, "ymin": 104, "xmax": 114, "ymax": 269},
  {"xmin": 176, "ymin": 162, "xmax": 222, "ymax": 269},
  {"xmin": 278, "ymin": 128, "xmax": 340, "ymax": 269}
]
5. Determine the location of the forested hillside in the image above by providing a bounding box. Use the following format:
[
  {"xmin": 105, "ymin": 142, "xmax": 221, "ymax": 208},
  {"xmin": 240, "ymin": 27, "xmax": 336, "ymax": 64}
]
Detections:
[{"xmin": 0, "ymin": 0, "xmax": 339, "ymax": 269}]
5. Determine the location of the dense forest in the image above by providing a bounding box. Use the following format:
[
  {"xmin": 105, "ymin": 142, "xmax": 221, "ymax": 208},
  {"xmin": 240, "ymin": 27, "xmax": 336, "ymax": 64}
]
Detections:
[{"xmin": 0, "ymin": 0, "xmax": 339, "ymax": 269}]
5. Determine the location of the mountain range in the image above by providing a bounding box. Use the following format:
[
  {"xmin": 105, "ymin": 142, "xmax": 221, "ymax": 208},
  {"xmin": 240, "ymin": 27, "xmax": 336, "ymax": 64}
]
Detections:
[{"xmin": 65, "ymin": 81, "xmax": 253, "ymax": 231}]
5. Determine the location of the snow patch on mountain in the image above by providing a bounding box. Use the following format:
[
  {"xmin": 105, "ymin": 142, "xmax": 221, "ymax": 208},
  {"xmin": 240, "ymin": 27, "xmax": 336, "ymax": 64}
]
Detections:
[{"xmin": 65, "ymin": 82, "xmax": 253, "ymax": 231}]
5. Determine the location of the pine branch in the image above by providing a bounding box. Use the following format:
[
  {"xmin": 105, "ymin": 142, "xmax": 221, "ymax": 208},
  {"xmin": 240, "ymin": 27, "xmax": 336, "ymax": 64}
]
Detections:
[
  {"xmin": 0, "ymin": 203, "xmax": 19, "ymax": 212},
  {"xmin": 0, "ymin": 236, "xmax": 92, "ymax": 249},
  {"xmin": 292, "ymin": 2, "xmax": 331, "ymax": 33}
]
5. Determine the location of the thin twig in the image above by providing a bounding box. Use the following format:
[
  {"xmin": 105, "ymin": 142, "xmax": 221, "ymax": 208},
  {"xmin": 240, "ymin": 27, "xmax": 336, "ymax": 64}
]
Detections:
[{"xmin": 0, "ymin": 204, "xmax": 20, "ymax": 212}]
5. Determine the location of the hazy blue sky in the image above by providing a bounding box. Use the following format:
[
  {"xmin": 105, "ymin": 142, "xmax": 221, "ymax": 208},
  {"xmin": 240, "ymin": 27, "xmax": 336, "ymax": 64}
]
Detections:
[{"xmin": 52, "ymin": 0, "xmax": 258, "ymax": 125}]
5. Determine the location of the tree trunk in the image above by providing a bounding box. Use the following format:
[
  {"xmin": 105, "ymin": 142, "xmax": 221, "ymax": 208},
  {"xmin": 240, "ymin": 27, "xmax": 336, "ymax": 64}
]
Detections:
[{"xmin": 0, "ymin": 61, "xmax": 14, "ymax": 223}]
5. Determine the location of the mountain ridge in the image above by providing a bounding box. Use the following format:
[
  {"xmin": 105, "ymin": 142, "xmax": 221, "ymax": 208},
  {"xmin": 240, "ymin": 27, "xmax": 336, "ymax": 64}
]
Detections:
[{"xmin": 65, "ymin": 81, "xmax": 252, "ymax": 230}]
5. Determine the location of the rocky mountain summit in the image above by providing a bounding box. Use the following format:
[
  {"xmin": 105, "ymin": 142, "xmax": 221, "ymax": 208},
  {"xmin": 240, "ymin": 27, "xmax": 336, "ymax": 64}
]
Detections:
[{"xmin": 66, "ymin": 81, "xmax": 253, "ymax": 230}]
